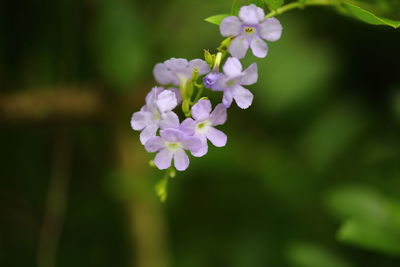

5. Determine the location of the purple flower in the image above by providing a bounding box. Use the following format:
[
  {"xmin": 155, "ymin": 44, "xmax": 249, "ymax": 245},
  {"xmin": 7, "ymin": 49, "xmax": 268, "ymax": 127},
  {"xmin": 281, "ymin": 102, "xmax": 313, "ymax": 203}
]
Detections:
[
  {"xmin": 203, "ymin": 72, "xmax": 223, "ymax": 90},
  {"xmin": 131, "ymin": 87, "xmax": 180, "ymax": 145},
  {"xmin": 145, "ymin": 128, "xmax": 202, "ymax": 171},
  {"xmin": 212, "ymin": 57, "xmax": 257, "ymax": 109},
  {"xmin": 220, "ymin": 4, "xmax": 282, "ymax": 59},
  {"xmin": 153, "ymin": 58, "xmax": 211, "ymax": 86},
  {"xmin": 180, "ymin": 99, "xmax": 227, "ymax": 157}
]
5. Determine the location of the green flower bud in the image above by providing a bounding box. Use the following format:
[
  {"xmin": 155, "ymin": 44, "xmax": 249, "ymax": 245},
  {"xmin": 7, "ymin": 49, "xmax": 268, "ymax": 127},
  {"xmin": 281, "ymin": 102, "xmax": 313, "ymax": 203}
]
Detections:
[
  {"xmin": 186, "ymin": 79, "xmax": 194, "ymax": 99},
  {"xmin": 169, "ymin": 168, "xmax": 176, "ymax": 178},
  {"xmin": 204, "ymin": 49, "xmax": 216, "ymax": 68},
  {"xmin": 182, "ymin": 100, "xmax": 191, "ymax": 117},
  {"xmin": 192, "ymin": 68, "xmax": 199, "ymax": 81},
  {"xmin": 218, "ymin": 37, "xmax": 233, "ymax": 51},
  {"xmin": 213, "ymin": 52, "xmax": 223, "ymax": 71}
]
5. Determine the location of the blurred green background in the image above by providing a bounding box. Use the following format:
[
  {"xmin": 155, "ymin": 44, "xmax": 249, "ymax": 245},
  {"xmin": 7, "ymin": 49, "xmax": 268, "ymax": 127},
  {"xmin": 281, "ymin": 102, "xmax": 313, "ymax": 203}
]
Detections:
[{"xmin": 1, "ymin": 0, "xmax": 400, "ymax": 266}]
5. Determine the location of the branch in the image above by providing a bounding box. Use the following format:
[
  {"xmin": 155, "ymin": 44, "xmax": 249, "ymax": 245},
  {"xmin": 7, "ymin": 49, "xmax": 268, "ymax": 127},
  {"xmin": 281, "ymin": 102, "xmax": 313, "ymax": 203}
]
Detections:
[
  {"xmin": 265, "ymin": 0, "xmax": 340, "ymax": 18},
  {"xmin": 0, "ymin": 86, "xmax": 104, "ymax": 122}
]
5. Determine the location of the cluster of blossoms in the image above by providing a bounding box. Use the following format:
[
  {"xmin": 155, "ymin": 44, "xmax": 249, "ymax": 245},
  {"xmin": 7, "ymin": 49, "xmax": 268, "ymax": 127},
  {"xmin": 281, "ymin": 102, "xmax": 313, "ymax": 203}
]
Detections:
[{"xmin": 131, "ymin": 4, "xmax": 282, "ymax": 172}]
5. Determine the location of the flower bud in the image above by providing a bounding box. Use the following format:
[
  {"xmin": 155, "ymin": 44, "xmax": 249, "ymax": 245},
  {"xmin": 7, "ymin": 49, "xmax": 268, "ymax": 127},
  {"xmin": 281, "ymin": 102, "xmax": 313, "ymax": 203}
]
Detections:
[
  {"xmin": 182, "ymin": 100, "xmax": 191, "ymax": 117},
  {"xmin": 204, "ymin": 50, "xmax": 215, "ymax": 68}
]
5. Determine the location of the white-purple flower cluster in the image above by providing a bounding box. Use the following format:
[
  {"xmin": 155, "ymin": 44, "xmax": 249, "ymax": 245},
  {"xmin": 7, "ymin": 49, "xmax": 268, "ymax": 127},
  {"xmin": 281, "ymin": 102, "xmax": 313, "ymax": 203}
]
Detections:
[{"xmin": 131, "ymin": 4, "xmax": 282, "ymax": 172}]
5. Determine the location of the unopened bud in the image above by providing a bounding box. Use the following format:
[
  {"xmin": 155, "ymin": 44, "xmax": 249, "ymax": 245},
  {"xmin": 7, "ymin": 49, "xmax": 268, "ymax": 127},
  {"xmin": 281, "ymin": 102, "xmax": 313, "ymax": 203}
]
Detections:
[
  {"xmin": 169, "ymin": 168, "xmax": 176, "ymax": 178},
  {"xmin": 204, "ymin": 50, "xmax": 215, "ymax": 67},
  {"xmin": 149, "ymin": 160, "xmax": 156, "ymax": 168},
  {"xmin": 182, "ymin": 100, "xmax": 191, "ymax": 117}
]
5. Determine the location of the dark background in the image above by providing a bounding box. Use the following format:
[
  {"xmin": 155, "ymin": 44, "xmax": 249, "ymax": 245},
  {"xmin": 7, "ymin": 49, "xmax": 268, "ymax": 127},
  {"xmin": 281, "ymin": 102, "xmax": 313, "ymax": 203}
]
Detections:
[{"xmin": 1, "ymin": 0, "xmax": 400, "ymax": 266}]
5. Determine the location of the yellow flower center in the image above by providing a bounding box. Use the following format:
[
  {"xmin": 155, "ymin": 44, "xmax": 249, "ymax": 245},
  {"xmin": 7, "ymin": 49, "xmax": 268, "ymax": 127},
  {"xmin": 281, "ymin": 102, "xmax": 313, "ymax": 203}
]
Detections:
[
  {"xmin": 166, "ymin": 142, "xmax": 182, "ymax": 152},
  {"xmin": 196, "ymin": 120, "xmax": 210, "ymax": 134},
  {"xmin": 152, "ymin": 109, "xmax": 161, "ymax": 121},
  {"xmin": 244, "ymin": 27, "xmax": 255, "ymax": 34}
]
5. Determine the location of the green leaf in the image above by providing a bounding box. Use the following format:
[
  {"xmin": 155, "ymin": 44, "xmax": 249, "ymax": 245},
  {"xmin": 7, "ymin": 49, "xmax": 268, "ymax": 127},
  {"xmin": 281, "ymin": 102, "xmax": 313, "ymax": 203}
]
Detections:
[
  {"xmin": 327, "ymin": 186, "xmax": 400, "ymax": 255},
  {"xmin": 338, "ymin": 219, "xmax": 400, "ymax": 255},
  {"xmin": 286, "ymin": 242, "xmax": 354, "ymax": 267},
  {"xmin": 341, "ymin": 2, "xmax": 400, "ymax": 29},
  {"xmin": 204, "ymin": 14, "xmax": 231, "ymax": 25},
  {"xmin": 265, "ymin": 0, "xmax": 284, "ymax": 10},
  {"xmin": 251, "ymin": 0, "xmax": 265, "ymax": 9},
  {"xmin": 327, "ymin": 186, "xmax": 387, "ymax": 221}
]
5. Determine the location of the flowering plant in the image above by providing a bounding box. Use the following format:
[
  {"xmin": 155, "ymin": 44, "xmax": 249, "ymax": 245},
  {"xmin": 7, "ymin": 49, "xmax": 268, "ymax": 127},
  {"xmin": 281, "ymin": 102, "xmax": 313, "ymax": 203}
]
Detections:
[{"xmin": 131, "ymin": 0, "xmax": 399, "ymax": 201}]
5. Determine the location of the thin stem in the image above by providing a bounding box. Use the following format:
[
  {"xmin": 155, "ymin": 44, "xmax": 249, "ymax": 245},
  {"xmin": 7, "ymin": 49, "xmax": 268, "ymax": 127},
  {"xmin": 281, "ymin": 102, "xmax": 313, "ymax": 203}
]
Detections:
[
  {"xmin": 192, "ymin": 84, "xmax": 205, "ymax": 104},
  {"xmin": 265, "ymin": 0, "xmax": 340, "ymax": 18}
]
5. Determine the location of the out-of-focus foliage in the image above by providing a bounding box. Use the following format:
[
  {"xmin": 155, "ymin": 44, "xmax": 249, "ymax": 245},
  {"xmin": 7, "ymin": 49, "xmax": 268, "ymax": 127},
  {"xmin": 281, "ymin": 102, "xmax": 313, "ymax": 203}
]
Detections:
[
  {"xmin": 327, "ymin": 186, "xmax": 400, "ymax": 255},
  {"xmin": 286, "ymin": 242, "xmax": 354, "ymax": 267},
  {"xmin": 340, "ymin": 2, "xmax": 400, "ymax": 28},
  {"xmin": 265, "ymin": 0, "xmax": 285, "ymax": 10},
  {"xmin": 90, "ymin": 0, "xmax": 148, "ymax": 91},
  {"xmin": 1, "ymin": 0, "xmax": 400, "ymax": 266}
]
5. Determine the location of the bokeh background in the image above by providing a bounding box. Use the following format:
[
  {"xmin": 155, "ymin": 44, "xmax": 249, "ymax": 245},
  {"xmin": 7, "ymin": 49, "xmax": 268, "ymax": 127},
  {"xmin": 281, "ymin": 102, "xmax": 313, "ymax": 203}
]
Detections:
[{"xmin": 1, "ymin": 0, "xmax": 400, "ymax": 266}]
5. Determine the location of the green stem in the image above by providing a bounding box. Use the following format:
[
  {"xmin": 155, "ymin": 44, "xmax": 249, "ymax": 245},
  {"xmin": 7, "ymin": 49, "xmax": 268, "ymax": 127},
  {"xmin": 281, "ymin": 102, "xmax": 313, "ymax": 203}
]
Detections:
[
  {"xmin": 192, "ymin": 84, "xmax": 205, "ymax": 104},
  {"xmin": 155, "ymin": 167, "xmax": 175, "ymax": 202},
  {"xmin": 265, "ymin": 0, "xmax": 340, "ymax": 18}
]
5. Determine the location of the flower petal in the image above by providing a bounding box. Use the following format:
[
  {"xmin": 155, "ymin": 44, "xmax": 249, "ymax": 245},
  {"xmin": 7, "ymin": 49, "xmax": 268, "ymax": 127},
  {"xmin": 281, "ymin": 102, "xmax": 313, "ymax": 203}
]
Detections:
[
  {"xmin": 156, "ymin": 90, "xmax": 177, "ymax": 113},
  {"xmin": 232, "ymin": 85, "xmax": 254, "ymax": 109},
  {"xmin": 223, "ymin": 57, "xmax": 243, "ymax": 77},
  {"xmin": 180, "ymin": 118, "xmax": 196, "ymax": 136},
  {"xmin": 191, "ymin": 136, "xmax": 208, "ymax": 157},
  {"xmin": 173, "ymin": 149, "xmax": 189, "ymax": 171},
  {"xmin": 212, "ymin": 75, "xmax": 229, "ymax": 92},
  {"xmin": 222, "ymin": 90, "xmax": 234, "ymax": 108},
  {"xmin": 160, "ymin": 128, "xmax": 184, "ymax": 143},
  {"xmin": 189, "ymin": 59, "xmax": 210, "ymax": 75},
  {"xmin": 240, "ymin": 63, "xmax": 258, "ymax": 85},
  {"xmin": 131, "ymin": 110, "xmax": 152, "ymax": 131},
  {"xmin": 153, "ymin": 64, "xmax": 174, "ymax": 85},
  {"xmin": 145, "ymin": 87, "xmax": 163, "ymax": 107},
  {"xmin": 181, "ymin": 136, "xmax": 202, "ymax": 154},
  {"xmin": 220, "ymin": 16, "xmax": 242, "ymax": 37},
  {"xmin": 228, "ymin": 36, "xmax": 249, "ymax": 59},
  {"xmin": 140, "ymin": 123, "xmax": 159, "ymax": 145},
  {"xmin": 239, "ymin": 4, "xmax": 265, "ymax": 24},
  {"xmin": 206, "ymin": 127, "xmax": 227, "ymax": 147},
  {"xmin": 259, "ymin": 18, "xmax": 282, "ymax": 42},
  {"xmin": 160, "ymin": 111, "xmax": 180, "ymax": 129},
  {"xmin": 250, "ymin": 36, "xmax": 268, "ymax": 58},
  {"xmin": 209, "ymin": 104, "xmax": 227, "ymax": 126},
  {"xmin": 191, "ymin": 99, "xmax": 212, "ymax": 121},
  {"xmin": 170, "ymin": 88, "xmax": 182, "ymax": 104},
  {"xmin": 164, "ymin": 58, "xmax": 189, "ymax": 70},
  {"xmin": 154, "ymin": 149, "xmax": 173, "ymax": 170},
  {"xmin": 144, "ymin": 136, "xmax": 164, "ymax": 152}
]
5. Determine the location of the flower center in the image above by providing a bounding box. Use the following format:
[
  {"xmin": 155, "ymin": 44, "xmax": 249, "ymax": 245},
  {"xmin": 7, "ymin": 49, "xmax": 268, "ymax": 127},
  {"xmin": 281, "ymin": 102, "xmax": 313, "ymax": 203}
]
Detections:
[
  {"xmin": 166, "ymin": 142, "xmax": 182, "ymax": 152},
  {"xmin": 244, "ymin": 26, "xmax": 255, "ymax": 35},
  {"xmin": 226, "ymin": 79, "xmax": 237, "ymax": 87},
  {"xmin": 152, "ymin": 109, "xmax": 161, "ymax": 121},
  {"xmin": 196, "ymin": 120, "xmax": 210, "ymax": 134}
]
